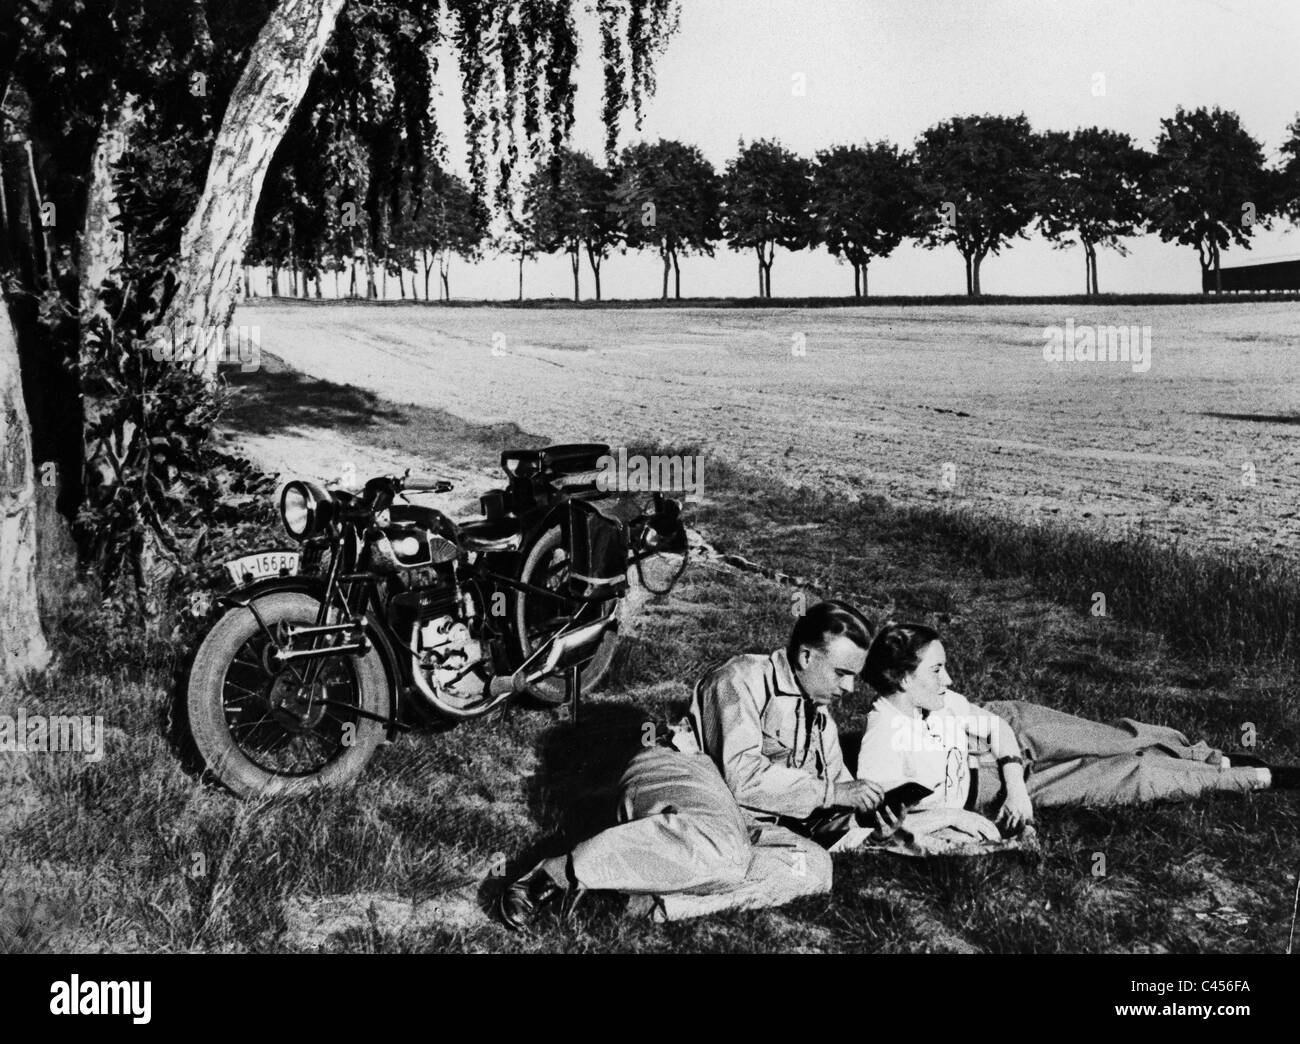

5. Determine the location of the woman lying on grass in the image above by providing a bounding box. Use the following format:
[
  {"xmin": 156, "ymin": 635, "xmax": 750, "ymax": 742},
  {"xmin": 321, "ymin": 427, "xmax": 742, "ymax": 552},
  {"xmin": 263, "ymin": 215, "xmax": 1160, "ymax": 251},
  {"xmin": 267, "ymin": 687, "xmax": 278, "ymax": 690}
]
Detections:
[{"xmin": 855, "ymin": 622, "xmax": 1300, "ymax": 834}]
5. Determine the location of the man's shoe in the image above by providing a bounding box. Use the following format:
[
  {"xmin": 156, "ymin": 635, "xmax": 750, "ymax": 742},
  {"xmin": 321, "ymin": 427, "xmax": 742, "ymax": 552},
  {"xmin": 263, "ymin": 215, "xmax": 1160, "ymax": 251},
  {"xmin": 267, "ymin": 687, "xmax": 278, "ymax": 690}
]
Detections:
[{"xmin": 498, "ymin": 863, "xmax": 566, "ymax": 931}]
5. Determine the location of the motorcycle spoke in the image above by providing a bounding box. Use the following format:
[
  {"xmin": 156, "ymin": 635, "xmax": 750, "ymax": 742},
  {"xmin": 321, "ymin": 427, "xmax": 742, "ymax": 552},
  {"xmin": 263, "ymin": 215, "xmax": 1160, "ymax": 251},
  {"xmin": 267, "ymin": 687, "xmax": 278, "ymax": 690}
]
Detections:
[
  {"xmin": 229, "ymin": 713, "xmax": 276, "ymax": 734},
  {"xmin": 294, "ymin": 729, "xmax": 338, "ymax": 766}
]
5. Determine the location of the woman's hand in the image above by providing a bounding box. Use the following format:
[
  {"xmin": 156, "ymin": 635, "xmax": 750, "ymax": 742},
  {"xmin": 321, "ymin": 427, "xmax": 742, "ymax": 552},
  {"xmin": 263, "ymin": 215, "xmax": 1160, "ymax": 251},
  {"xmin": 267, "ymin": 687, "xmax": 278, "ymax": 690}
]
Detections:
[
  {"xmin": 866, "ymin": 805, "xmax": 907, "ymax": 841},
  {"xmin": 995, "ymin": 783, "xmax": 1034, "ymax": 832},
  {"xmin": 904, "ymin": 807, "xmax": 1001, "ymax": 841}
]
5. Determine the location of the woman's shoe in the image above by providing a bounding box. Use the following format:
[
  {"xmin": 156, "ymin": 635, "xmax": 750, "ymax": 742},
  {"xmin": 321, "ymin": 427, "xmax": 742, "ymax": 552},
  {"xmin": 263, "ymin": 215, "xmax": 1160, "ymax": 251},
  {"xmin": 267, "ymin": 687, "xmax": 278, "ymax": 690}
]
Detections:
[
  {"xmin": 1223, "ymin": 751, "xmax": 1268, "ymax": 769},
  {"xmin": 1267, "ymin": 764, "xmax": 1300, "ymax": 789}
]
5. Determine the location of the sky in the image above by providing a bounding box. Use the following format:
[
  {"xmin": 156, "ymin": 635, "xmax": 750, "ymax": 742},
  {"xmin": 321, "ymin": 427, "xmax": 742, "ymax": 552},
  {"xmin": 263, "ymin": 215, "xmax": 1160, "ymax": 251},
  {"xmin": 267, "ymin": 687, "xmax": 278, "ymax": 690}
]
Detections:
[{"xmin": 425, "ymin": 0, "xmax": 1300, "ymax": 300}]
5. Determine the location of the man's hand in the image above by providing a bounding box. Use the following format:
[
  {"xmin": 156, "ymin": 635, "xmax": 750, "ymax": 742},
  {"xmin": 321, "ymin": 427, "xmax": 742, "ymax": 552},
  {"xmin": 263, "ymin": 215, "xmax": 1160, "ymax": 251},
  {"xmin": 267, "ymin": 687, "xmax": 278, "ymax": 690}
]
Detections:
[
  {"xmin": 832, "ymin": 779, "xmax": 884, "ymax": 812},
  {"xmin": 995, "ymin": 782, "xmax": 1034, "ymax": 832}
]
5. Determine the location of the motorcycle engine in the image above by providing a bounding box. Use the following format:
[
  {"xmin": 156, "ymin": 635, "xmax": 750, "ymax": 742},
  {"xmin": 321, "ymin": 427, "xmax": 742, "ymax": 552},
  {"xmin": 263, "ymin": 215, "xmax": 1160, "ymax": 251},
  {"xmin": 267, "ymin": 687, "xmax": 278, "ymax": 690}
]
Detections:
[
  {"xmin": 388, "ymin": 570, "xmax": 487, "ymax": 710},
  {"xmin": 416, "ymin": 612, "xmax": 484, "ymax": 695}
]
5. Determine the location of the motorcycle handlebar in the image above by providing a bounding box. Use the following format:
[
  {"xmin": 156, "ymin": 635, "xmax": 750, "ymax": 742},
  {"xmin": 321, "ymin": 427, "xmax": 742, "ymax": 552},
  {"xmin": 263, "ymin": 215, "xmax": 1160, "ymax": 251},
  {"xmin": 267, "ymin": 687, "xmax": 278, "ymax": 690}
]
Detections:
[{"xmin": 402, "ymin": 475, "xmax": 454, "ymax": 493}]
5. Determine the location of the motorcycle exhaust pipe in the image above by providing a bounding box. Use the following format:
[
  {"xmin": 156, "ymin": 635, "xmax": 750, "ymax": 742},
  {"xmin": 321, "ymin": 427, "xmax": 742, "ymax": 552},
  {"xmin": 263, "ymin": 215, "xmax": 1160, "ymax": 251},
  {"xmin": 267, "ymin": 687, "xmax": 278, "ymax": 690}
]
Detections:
[{"xmin": 489, "ymin": 617, "xmax": 615, "ymax": 698}]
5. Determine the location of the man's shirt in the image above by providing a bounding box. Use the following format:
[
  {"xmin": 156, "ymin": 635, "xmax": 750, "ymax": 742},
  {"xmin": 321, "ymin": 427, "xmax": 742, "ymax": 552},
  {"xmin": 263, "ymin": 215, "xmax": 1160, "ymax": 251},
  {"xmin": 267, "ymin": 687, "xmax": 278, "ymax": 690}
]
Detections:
[{"xmin": 684, "ymin": 650, "xmax": 852, "ymax": 821}]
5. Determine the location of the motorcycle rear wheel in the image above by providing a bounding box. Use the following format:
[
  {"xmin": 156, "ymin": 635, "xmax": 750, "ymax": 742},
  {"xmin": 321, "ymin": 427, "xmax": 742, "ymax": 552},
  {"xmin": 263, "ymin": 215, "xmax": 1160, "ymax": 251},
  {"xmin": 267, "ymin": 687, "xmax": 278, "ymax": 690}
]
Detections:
[
  {"xmin": 513, "ymin": 525, "xmax": 620, "ymax": 706},
  {"xmin": 186, "ymin": 592, "xmax": 389, "ymax": 798}
]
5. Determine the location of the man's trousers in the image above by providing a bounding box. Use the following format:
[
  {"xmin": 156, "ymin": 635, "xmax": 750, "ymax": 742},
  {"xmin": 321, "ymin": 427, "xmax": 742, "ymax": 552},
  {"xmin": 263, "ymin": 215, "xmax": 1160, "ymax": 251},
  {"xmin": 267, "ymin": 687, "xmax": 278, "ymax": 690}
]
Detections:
[{"xmin": 568, "ymin": 746, "xmax": 832, "ymax": 922}]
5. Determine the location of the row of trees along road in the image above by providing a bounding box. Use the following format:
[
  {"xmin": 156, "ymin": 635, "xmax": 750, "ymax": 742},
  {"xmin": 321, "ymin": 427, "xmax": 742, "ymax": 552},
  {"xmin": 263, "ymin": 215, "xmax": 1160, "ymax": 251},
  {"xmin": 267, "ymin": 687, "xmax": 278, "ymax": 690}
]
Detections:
[
  {"xmin": 265, "ymin": 108, "xmax": 1295, "ymax": 302},
  {"xmin": 0, "ymin": 0, "xmax": 682, "ymax": 679}
]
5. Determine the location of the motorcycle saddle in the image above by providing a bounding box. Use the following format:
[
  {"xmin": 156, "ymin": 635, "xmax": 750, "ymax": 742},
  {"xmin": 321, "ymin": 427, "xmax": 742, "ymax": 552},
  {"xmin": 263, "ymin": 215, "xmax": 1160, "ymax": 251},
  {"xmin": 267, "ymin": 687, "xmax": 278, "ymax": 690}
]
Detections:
[{"xmin": 458, "ymin": 517, "xmax": 523, "ymax": 552}]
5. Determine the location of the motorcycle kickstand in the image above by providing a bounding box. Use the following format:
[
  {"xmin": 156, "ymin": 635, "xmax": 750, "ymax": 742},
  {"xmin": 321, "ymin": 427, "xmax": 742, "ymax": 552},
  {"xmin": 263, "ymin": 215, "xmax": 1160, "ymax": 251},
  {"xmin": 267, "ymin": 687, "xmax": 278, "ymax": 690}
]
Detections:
[{"xmin": 564, "ymin": 663, "xmax": 581, "ymax": 728}]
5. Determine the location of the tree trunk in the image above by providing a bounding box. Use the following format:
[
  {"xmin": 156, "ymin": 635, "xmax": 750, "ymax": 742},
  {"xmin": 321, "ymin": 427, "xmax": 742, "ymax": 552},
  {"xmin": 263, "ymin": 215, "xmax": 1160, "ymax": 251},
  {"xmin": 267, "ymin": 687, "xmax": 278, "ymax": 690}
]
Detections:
[
  {"xmin": 862, "ymin": 262, "xmax": 868, "ymax": 298},
  {"xmin": 157, "ymin": 0, "xmax": 349, "ymax": 377},
  {"xmin": 349, "ymin": 259, "xmax": 357, "ymax": 298},
  {"xmin": 964, "ymin": 253, "xmax": 973, "ymax": 296},
  {"xmin": 23, "ymin": 143, "xmax": 54, "ymax": 285},
  {"xmin": 673, "ymin": 251, "xmax": 681, "ymax": 300},
  {"xmin": 587, "ymin": 246, "xmax": 602, "ymax": 301},
  {"xmin": 972, "ymin": 252, "xmax": 985, "ymax": 296},
  {"xmin": 270, "ymin": 265, "xmax": 280, "ymax": 296},
  {"xmin": 440, "ymin": 262, "xmax": 450, "ymax": 301},
  {"xmin": 1213, "ymin": 247, "xmax": 1221, "ymax": 294},
  {"xmin": 571, "ymin": 250, "xmax": 580, "ymax": 301},
  {"xmin": 423, "ymin": 250, "xmax": 431, "ymax": 300},
  {"xmin": 0, "ymin": 302, "xmax": 52, "ymax": 680},
  {"xmin": 756, "ymin": 249, "xmax": 764, "ymax": 297},
  {"xmin": 518, "ymin": 253, "xmax": 524, "ymax": 301},
  {"xmin": 661, "ymin": 250, "xmax": 670, "ymax": 300},
  {"xmin": 853, "ymin": 263, "xmax": 860, "ymax": 298}
]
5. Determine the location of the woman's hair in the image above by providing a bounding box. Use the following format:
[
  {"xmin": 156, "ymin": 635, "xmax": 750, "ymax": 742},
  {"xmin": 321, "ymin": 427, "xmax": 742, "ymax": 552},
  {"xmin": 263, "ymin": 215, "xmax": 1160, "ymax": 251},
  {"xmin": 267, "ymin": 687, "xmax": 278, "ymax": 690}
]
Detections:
[
  {"xmin": 863, "ymin": 622, "xmax": 942, "ymax": 696},
  {"xmin": 787, "ymin": 600, "xmax": 874, "ymax": 663}
]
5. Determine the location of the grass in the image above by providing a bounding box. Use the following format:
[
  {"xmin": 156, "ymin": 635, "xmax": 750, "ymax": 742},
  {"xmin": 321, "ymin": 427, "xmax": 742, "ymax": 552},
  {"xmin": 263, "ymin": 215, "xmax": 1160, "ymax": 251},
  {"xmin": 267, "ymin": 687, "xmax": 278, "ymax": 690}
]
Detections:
[
  {"xmin": 3, "ymin": 356, "xmax": 1299, "ymax": 953},
  {"xmin": 240, "ymin": 292, "xmax": 1300, "ymax": 309}
]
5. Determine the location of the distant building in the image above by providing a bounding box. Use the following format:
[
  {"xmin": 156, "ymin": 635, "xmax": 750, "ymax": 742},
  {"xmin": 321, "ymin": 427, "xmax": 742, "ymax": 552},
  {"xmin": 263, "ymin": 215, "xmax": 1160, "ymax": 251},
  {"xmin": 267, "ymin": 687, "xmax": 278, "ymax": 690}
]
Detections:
[{"xmin": 1204, "ymin": 258, "xmax": 1300, "ymax": 293}]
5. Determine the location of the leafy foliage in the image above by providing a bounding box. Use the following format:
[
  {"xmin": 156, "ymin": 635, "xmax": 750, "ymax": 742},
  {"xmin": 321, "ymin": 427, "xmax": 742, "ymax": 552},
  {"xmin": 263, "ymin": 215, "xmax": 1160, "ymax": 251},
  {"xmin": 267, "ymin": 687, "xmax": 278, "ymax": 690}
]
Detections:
[
  {"xmin": 1035, "ymin": 128, "xmax": 1152, "ymax": 293},
  {"xmin": 913, "ymin": 114, "xmax": 1043, "ymax": 294},
  {"xmin": 525, "ymin": 149, "xmax": 620, "ymax": 300},
  {"xmin": 722, "ymin": 139, "xmax": 817, "ymax": 297},
  {"xmin": 811, "ymin": 142, "xmax": 922, "ymax": 296},
  {"xmin": 1146, "ymin": 106, "xmax": 1275, "ymax": 282},
  {"xmin": 619, "ymin": 139, "xmax": 722, "ymax": 298}
]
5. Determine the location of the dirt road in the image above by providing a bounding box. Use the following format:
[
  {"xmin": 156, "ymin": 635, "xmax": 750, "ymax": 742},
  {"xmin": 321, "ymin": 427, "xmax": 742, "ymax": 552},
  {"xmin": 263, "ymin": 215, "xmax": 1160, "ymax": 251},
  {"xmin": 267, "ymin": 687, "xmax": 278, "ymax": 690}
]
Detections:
[{"xmin": 228, "ymin": 301, "xmax": 1300, "ymax": 555}]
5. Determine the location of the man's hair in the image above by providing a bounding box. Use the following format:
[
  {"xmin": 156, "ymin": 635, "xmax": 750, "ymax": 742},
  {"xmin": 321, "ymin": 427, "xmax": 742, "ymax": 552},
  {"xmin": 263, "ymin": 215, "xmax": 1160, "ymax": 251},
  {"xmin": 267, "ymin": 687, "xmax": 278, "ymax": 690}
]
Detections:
[
  {"xmin": 862, "ymin": 622, "xmax": 942, "ymax": 696},
  {"xmin": 787, "ymin": 600, "xmax": 874, "ymax": 663}
]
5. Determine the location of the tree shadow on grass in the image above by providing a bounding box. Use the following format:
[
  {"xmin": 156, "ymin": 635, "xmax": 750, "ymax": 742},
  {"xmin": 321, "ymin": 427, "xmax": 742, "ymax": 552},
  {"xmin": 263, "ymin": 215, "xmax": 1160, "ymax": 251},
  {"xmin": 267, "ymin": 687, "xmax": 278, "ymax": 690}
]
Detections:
[
  {"xmin": 524, "ymin": 702, "xmax": 653, "ymax": 849},
  {"xmin": 1202, "ymin": 411, "xmax": 1300, "ymax": 426},
  {"xmin": 218, "ymin": 352, "xmax": 548, "ymax": 454},
  {"xmin": 475, "ymin": 702, "xmax": 650, "ymax": 918},
  {"xmin": 219, "ymin": 355, "xmax": 407, "ymax": 438}
]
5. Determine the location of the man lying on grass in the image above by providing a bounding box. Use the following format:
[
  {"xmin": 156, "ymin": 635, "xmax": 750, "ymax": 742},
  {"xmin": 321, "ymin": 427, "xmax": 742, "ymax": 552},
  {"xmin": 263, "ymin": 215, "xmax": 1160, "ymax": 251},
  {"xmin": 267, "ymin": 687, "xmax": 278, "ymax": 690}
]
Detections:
[
  {"xmin": 497, "ymin": 601, "xmax": 900, "ymax": 929},
  {"xmin": 854, "ymin": 622, "xmax": 1300, "ymax": 835}
]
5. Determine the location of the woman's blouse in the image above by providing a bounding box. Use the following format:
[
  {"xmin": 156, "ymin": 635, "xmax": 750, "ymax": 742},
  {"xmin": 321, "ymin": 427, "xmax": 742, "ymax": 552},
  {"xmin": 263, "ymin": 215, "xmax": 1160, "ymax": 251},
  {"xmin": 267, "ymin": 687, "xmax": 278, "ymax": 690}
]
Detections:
[{"xmin": 856, "ymin": 690, "xmax": 977, "ymax": 810}]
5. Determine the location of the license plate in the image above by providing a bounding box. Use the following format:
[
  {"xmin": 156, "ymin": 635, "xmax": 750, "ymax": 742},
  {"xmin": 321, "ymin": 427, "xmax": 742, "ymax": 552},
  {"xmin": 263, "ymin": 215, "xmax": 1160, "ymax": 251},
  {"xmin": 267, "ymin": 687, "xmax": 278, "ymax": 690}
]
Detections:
[{"xmin": 226, "ymin": 551, "xmax": 301, "ymax": 584}]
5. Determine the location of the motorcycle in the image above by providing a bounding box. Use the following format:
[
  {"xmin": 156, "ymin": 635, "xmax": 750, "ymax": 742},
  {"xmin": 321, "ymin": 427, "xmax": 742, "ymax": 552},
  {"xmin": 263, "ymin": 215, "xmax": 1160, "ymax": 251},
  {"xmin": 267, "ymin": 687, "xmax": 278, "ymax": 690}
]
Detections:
[{"xmin": 185, "ymin": 442, "xmax": 688, "ymax": 798}]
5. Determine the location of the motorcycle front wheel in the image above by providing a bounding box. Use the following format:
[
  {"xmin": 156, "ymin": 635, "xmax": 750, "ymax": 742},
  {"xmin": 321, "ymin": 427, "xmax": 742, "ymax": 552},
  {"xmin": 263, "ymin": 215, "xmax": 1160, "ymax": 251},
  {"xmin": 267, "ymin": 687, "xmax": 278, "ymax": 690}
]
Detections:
[
  {"xmin": 186, "ymin": 592, "xmax": 389, "ymax": 798},
  {"xmin": 513, "ymin": 525, "xmax": 621, "ymax": 706}
]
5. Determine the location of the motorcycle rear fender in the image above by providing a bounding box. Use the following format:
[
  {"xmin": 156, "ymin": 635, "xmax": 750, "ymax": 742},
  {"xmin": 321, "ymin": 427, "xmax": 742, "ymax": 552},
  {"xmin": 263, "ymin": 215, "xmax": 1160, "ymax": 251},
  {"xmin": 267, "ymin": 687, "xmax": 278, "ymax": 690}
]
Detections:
[{"xmin": 218, "ymin": 575, "xmax": 405, "ymax": 735}]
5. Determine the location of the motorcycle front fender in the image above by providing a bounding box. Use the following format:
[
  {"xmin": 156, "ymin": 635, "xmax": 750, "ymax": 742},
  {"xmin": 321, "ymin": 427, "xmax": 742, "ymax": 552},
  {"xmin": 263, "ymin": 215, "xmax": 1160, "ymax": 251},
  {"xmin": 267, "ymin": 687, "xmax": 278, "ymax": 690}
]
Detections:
[{"xmin": 217, "ymin": 575, "xmax": 405, "ymax": 734}]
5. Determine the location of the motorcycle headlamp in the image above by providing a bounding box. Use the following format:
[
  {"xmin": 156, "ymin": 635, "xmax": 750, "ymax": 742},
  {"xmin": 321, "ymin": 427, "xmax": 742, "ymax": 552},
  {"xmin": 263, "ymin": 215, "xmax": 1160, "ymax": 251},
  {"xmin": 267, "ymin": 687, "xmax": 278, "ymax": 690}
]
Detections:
[{"xmin": 280, "ymin": 480, "xmax": 332, "ymax": 541}]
